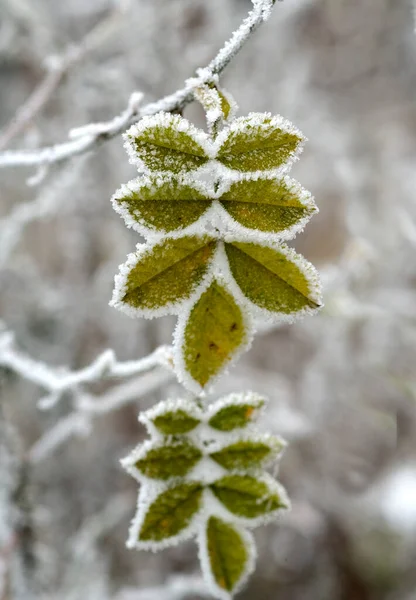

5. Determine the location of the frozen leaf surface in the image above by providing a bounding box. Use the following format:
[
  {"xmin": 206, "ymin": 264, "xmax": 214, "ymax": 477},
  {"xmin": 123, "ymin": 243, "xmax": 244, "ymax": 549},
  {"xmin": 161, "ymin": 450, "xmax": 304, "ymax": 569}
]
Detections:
[
  {"xmin": 208, "ymin": 395, "xmax": 265, "ymax": 431},
  {"xmin": 225, "ymin": 241, "xmax": 321, "ymax": 315},
  {"xmin": 216, "ymin": 113, "xmax": 304, "ymax": 172},
  {"xmin": 124, "ymin": 113, "xmax": 210, "ymax": 174},
  {"xmin": 112, "ymin": 175, "xmax": 212, "ymax": 234},
  {"xmin": 210, "ymin": 437, "xmax": 283, "ymax": 471},
  {"xmin": 181, "ymin": 281, "xmax": 247, "ymax": 388},
  {"xmin": 139, "ymin": 482, "xmax": 203, "ymax": 542},
  {"xmin": 152, "ymin": 409, "xmax": 201, "ymax": 435},
  {"xmin": 220, "ymin": 176, "xmax": 316, "ymax": 237},
  {"xmin": 204, "ymin": 516, "xmax": 252, "ymax": 596},
  {"xmin": 210, "ymin": 474, "xmax": 287, "ymax": 519},
  {"xmin": 135, "ymin": 440, "xmax": 202, "ymax": 480},
  {"xmin": 118, "ymin": 235, "xmax": 216, "ymax": 313}
]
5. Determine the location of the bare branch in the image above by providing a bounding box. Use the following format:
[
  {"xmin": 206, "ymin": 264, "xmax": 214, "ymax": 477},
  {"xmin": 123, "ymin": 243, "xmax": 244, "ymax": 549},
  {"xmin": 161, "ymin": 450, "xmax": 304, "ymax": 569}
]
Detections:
[
  {"xmin": 28, "ymin": 368, "xmax": 174, "ymax": 463},
  {"xmin": 0, "ymin": 1, "xmax": 131, "ymax": 151},
  {"xmin": 0, "ymin": 0, "xmax": 276, "ymax": 170}
]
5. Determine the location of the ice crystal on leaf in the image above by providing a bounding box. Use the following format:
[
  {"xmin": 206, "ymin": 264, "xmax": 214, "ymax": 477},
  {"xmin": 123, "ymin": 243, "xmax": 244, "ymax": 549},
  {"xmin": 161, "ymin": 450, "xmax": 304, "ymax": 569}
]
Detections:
[
  {"xmin": 122, "ymin": 393, "xmax": 289, "ymax": 599},
  {"xmin": 110, "ymin": 88, "xmax": 322, "ymax": 392}
]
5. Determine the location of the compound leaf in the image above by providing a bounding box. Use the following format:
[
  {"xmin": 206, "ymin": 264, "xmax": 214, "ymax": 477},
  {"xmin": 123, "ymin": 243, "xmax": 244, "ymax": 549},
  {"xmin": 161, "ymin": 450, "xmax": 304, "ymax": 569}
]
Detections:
[
  {"xmin": 112, "ymin": 176, "xmax": 212, "ymax": 233},
  {"xmin": 124, "ymin": 113, "xmax": 210, "ymax": 174},
  {"xmin": 225, "ymin": 241, "xmax": 321, "ymax": 315},
  {"xmin": 204, "ymin": 516, "xmax": 252, "ymax": 596},
  {"xmin": 220, "ymin": 177, "xmax": 316, "ymax": 237},
  {"xmin": 181, "ymin": 280, "xmax": 247, "ymax": 388},
  {"xmin": 217, "ymin": 113, "xmax": 304, "ymax": 172},
  {"xmin": 139, "ymin": 482, "xmax": 203, "ymax": 542},
  {"xmin": 135, "ymin": 440, "xmax": 202, "ymax": 480},
  {"xmin": 210, "ymin": 475, "xmax": 287, "ymax": 519},
  {"xmin": 119, "ymin": 235, "xmax": 216, "ymax": 312},
  {"xmin": 210, "ymin": 438, "xmax": 283, "ymax": 472}
]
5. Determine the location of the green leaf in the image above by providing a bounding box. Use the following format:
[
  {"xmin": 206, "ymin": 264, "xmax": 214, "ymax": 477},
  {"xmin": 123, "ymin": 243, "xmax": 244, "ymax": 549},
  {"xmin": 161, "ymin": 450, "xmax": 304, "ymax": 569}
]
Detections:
[
  {"xmin": 205, "ymin": 516, "xmax": 250, "ymax": 594},
  {"xmin": 182, "ymin": 280, "xmax": 247, "ymax": 387},
  {"xmin": 113, "ymin": 176, "xmax": 212, "ymax": 233},
  {"xmin": 210, "ymin": 438, "xmax": 283, "ymax": 471},
  {"xmin": 152, "ymin": 409, "xmax": 201, "ymax": 435},
  {"xmin": 217, "ymin": 113, "xmax": 304, "ymax": 172},
  {"xmin": 225, "ymin": 241, "xmax": 320, "ymax": 315},
  {"xmin": 210, "ymin": 475, "xmax": 287, "ymax": 519},
  {"xmin": 135, "ymin": 440, "xmax": 202, "ymax": 480},
  {"xmin": 220, "ymin": 177, "xmax": 316, "ymax": 236},
  {"xmin": 120, "ymin": 235, "xmax": 216, "ymax": 311},
  {"xmin": 208, "ymin": 398, "xmax": 265, "ymax": 432},
  {"xmin": 125, "ymin": 113, "xmax": 209, "ymax": 174},
  {"xmin": 217, "ymin": 89, "xmax": 233, "ymax": 121},
  {"xmin": 139, "ymin": 482, "xmax": 203, "ymax": 541}
]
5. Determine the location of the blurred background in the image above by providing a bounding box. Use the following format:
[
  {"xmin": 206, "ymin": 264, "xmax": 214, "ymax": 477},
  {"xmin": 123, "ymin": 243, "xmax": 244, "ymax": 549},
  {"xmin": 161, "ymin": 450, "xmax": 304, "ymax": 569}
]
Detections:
[{"xmin": 1, "ymin": 0, "xmax": 416, "ymax": 598}]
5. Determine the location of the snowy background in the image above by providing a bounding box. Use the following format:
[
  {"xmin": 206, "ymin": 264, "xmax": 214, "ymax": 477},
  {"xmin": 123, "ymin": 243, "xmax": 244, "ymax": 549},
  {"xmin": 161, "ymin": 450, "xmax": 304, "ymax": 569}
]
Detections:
[{"xmin": 1, "ymin": 0, "xmax": 416, "ymax": 598}]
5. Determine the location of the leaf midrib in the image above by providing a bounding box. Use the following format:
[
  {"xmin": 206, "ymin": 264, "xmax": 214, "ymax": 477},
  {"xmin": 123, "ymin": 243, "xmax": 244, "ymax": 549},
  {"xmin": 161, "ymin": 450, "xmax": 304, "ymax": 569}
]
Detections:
[
  {"xmin": 226, "ymin": 243, "xmax": 320, "ymax": 309},
  {"xmin": 125, "ymin": 239, "xmax": 216, "ymax": 294},
  {"xmin": 140, "ymin": 484, "xmax": 203, "ymax": 538}
]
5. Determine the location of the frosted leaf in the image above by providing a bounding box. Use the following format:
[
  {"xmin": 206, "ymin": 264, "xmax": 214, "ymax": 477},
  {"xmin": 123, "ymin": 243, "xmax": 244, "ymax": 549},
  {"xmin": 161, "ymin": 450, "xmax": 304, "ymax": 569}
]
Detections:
[
  {"xmin": 174, "ymin": 279, "xmax": 252, "ymax": 393},
  {"xmin": 215, "ymin": 112, "xmax": 305, "ymax": 173},
  {"xmin": 209, "ymin": 434, "xmax": 285, "ymax": 472},
  {"xmin": 224, "ymin": 240, "xmax": 322, "ymax": 319},
  {"xmin": 139, "ymin": 397, "xmax": 203, "ymax": 437},
  {"xmin": 219, "ymin": 175, "xmax": 317, "ymax": 241},
  {"xmin": 131, "ymin": 439, "xmax": 203, "ymax": 480},
  {"xmin": 199, "ymin": 516, "xmax": 256, "ymax": 600},
  {"xmin": 112, "ymin": 174, "xmax": 212, "ymax": 235},
  {"xmin": 111, "ymin": 235, "xmax": 216, "ymax": 318},
  {"xmin": 207, "ymin": 392, "xmax": 266, "ymax": 431},
  {"xmin": 210, "ymin": 473, "xmax": 289, "ymax": 522},
  {"xmin": 124, "ymin": 112, "xmax": 212, "ymax": 174},
  {"xmin": 134, "ymin": 481, "xmax": 204, "ymax": 546}
]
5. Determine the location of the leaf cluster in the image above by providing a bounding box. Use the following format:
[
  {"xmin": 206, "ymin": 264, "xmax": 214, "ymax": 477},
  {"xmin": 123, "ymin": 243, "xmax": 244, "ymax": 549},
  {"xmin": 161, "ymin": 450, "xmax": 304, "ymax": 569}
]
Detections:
[
  {"xmin": 111, "ymin": 88, "xmax": 322, "ymax": 391},
  {"xmin": 122, "ymin": 392, "xmax": 289, "ymax": 599}
]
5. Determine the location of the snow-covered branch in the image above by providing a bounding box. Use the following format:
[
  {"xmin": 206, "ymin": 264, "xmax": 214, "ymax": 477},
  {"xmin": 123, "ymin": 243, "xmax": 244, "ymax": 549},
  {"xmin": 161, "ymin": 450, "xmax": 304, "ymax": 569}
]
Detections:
[
  {"xmin": 0, "ymin": 327, "xmax": 173, "ymax": 409},
  {"xmin": 0, "ymin": 0, "xmax": 131, "ymax": 152},
  {"xmin": 0, "ymin": 0, "xmax": 276, "ymax": 169}
]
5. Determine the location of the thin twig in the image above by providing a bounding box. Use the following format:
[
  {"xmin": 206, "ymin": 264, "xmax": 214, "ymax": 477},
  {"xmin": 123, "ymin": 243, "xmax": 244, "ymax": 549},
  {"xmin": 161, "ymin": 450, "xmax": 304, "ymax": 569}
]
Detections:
[
  {"xmin": 0, "ymin": 328, "xmax": 173, "ymax": 410},
  {"xmin": 28, "ymin": 368, "xmax": 174, "ymax": 463},
  {"xmin": 0, "ymin": 1, "xmax": 131, "ymax": 151},
  {"xmin": 0, "ymin": 0, "xmax": 276, "ymax": 169}
]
